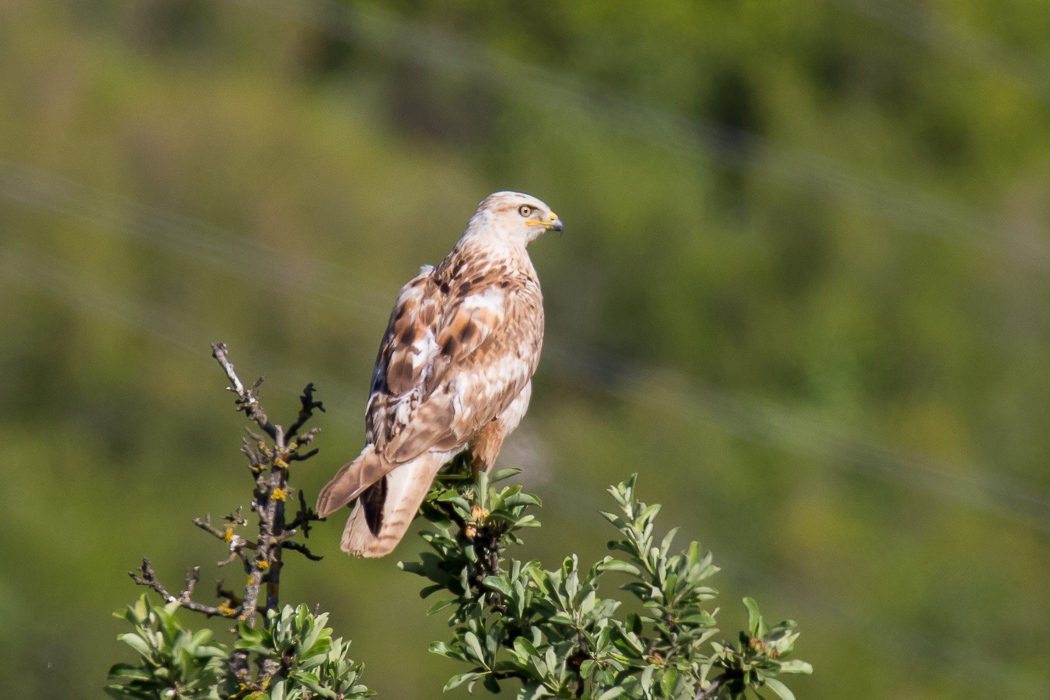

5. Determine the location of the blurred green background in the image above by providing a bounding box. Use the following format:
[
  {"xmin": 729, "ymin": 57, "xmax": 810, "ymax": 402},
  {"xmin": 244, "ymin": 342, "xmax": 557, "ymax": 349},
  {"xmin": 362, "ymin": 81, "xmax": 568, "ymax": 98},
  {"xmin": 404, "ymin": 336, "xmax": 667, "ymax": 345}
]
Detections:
[{"xmin": 3, "ymin": 0, "xmax": 1050, "ymax": 697}]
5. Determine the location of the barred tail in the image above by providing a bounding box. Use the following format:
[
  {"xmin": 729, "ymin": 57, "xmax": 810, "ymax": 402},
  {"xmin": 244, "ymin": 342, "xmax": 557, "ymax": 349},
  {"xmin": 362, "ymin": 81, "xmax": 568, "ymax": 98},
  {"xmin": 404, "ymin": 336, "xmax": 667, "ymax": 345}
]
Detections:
[
  {"xmin": 340, "ymin": 451, "xmax": 449, "ymax": 557},
  {"xmin": 316, "ymin": 444, "xmax": 388, "ymax": 519}
]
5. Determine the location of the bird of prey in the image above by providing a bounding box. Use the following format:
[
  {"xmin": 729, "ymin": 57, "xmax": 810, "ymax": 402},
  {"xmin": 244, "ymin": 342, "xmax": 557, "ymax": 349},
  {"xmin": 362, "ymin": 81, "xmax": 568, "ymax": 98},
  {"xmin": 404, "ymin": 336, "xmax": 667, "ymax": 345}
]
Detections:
[{"xmin": 317, "ymin": 191, "xmax": 562, "ymax": 557}]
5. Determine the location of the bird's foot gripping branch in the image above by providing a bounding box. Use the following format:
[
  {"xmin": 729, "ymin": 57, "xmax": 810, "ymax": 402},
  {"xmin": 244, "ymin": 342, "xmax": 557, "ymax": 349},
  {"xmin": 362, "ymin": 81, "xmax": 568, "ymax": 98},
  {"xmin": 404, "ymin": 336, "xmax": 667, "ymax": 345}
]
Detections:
[
  {"xmin": 107, "ymin": 344, "xmax": 372, "ymax": 700},
  {"xmin": 403, "ymin": 466, "xmax": 812, "ymax": 700}
]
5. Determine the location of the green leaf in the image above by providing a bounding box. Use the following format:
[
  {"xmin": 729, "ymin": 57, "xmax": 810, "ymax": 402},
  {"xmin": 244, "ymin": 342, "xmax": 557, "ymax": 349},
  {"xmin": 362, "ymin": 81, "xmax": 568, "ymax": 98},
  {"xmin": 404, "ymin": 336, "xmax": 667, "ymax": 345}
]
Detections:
[
  {"xmin": 640, "ymin": 664, "xmax": 655, "ymax": 695},
  {"xmin": 659, "ymin": 527, "xmax": 679, "ymax": 556},
  {"xmin": 444, "ymin": 672, "xmax": 484, "ymax": 692},
  {"xmin": 300, "ymin": 653, "xmax": 328, "ymax": 669},
  {"xmin": 430, "ymin": 641, "xmax": 464, "ymax": 660},
  {"xmin": 106, "ymin": 664, "xmax": 151, "ymax": 680},
  {"xmin": 118, "ymin": 633, "xmax": 152, "ymax": 659},
  {"xmin": 490, "ymin": 468, "xmax": 522, "ymax": 482},
  {"xmin": 464, "ymin": 631, "xmax": 487, "ymax": 666},
  {"xmin": 484, "ymin": 575, "xmax": 513, "ymax": 598},
  {"xmin": 538, "ymin": 646, "xmax": 555, "ymax": 678},
  {"xmin": 483, "ymin": 674, "xmax": 501, "ymax": 694},
  {"xmin": 686, "ymin": 541, "xmax": 702, "ymax": 566},
  {"xmin": 664, "ymin": 573, "xmax": 678, "ymax": 602},
  {"xmin": 518, "ymin": 684, "xmax": 551, "ymax": 700},
  {"xmin": 513, "ymin": 636, "xmax": 541, "ymax": 659},
  {"xmin": 580, "ymin": 590, "xmax": 596, "ymax": 616},
  {"xmin": 600, "ymin": 560, "xmax": 641, "ymax": 576},
  {"xmin": 504, "ymin": 492, "xmax": 542, "ymax": 508},
  {"xmin": 660, "ymin": 667, "xmax": 678, "ymax": 696},
  {"xmin": 428, "ymin": 597, "xmax": 456, "ymax": 615},
  {"xmin": 764, "ymin": 678, "xmax": 796, "ymax": 700},
  {"xmin": 744, "ymin": 597, "xmax": 763, "ymax": 637},
  {"xmin": 238, "ymin": 621, "xmax": 263, "ymax": 643},
  {"xmin": 528, "ymin": 651, "xmax": 548, "ymax": 679},
  {"xmin": 778, "ymin": 660, "xmax": 814, "ymax": 675}
]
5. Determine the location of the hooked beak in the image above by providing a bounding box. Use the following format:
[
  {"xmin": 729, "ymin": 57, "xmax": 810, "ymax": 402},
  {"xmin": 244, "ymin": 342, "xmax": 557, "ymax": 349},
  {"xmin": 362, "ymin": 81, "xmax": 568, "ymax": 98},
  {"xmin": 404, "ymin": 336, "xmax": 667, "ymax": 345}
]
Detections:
[
  {"xmin": 526, "ymin": 211, "xmax": 564, "ymax": 236},
  {"xmin": 547, "ymin": 212, "xmax": 564, "ymax": 236}
]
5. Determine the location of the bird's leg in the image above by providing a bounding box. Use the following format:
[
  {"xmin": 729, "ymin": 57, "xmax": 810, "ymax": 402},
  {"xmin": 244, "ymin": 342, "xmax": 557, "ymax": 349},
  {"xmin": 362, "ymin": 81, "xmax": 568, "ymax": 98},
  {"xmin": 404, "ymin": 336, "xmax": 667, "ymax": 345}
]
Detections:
[
  {"xmin": 469, "ymin": 450, "xmax": 485, "ymax": 480},
  {"xmin": 468, "ymin": 420, "xmax": 507, "ymax": 479}
]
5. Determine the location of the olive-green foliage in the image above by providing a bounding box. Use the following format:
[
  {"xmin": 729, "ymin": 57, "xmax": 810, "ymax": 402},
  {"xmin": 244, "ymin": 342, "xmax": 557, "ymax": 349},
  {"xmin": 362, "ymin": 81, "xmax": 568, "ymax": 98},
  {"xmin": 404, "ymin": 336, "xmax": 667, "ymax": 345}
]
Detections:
[
  {"xmin": 107, "ymin": 599, "xmax": 372, "ymax": 700},
  {"xmin": 106, "ymin": 467, "xmax": 808, "ymax": 700},
  {"xmin": 107, "ymin": 598, "xmax": 227, "ymax": 700},
  {"xmin": 404, "ymin": 469, "xmax": 811, "ymax": 699}
]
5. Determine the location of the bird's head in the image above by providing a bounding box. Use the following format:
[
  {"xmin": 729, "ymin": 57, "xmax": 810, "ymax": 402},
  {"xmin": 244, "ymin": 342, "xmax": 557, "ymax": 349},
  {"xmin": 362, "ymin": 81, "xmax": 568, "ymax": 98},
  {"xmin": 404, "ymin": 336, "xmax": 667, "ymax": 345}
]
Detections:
[{"xmin": 464, "ymin": 191, "xmax": 563, "ymax": 246}]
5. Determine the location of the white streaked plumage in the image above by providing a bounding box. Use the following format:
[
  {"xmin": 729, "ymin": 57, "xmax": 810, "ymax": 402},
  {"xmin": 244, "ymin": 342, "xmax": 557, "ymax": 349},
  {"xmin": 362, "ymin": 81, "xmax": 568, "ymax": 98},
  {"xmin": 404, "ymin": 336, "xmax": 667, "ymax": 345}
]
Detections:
[{"xmin": 317, "ymin": 191, "xmax": 562, "ymax": 557}]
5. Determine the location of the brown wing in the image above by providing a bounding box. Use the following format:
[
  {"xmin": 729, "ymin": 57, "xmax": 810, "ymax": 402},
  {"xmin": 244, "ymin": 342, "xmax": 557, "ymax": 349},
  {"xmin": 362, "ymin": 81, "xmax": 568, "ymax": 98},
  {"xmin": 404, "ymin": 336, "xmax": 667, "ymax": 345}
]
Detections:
[
  {"xmin": 365, "ymin": 266, "xmax": 443, "ymax": 449},
  {"xmin": 365, "ymin": 258, "xmax": 542, "ymax": 465}
]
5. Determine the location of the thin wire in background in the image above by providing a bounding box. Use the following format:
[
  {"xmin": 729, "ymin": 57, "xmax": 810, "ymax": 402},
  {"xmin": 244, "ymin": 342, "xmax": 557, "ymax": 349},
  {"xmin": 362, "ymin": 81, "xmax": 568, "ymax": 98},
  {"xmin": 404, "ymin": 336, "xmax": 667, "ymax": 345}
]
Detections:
[
  {"xmin": 822, "ymin": 0, "xmax": 1050, "ymax": 104},
  {"xmin": 549, "ymin": 347, "xmax": 1050, "ymax": 534},
  {"xmin": 0, "ymin": 248, "xmax": 1043, "ymax": 700},
  {"xmin": 5, "ymin": 0, "xmax": 1045, "ymax": 526},
  {"xmin": 3, "ymin": 162, "xmax": 1050, "ymax": 537},
  {"xmin": 226, "ymin": 0, "xmax": 1050, "ymax": 273},
  {"xmin": 0, "ymin": 161, "xmax": 396, "ymax": 325},
  {"xmin": 0, "ymin": 245, "xmax": 364, "ymax": 415}
]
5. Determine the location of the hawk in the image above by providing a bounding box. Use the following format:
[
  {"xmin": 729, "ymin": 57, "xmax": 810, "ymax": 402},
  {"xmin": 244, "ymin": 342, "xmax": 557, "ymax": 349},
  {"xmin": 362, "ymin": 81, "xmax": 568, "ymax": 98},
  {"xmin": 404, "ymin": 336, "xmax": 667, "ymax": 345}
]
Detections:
[{"xmin": 317, "ymin": 191, "xmax": 562, "ymax": 557}]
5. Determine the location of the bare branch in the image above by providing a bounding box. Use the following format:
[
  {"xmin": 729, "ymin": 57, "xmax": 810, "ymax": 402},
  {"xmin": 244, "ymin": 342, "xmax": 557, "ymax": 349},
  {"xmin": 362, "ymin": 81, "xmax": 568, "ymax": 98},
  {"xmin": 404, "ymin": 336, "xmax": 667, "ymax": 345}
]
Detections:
[
  {"xmin": 183, "ymin": 566, "xmax": 200, "ymax": 599},
  {"xmin": 211, "ymin": 342, "xmax": 279, "ymax": 442},
  {"xmin": 286, "ymin": 489, "xmax": 320, "ymax": 537},
  {"xmin": 694, "ymin": 675, "xmax": 727, "ymax": 700},
  {"xmin": 282, "ymin": 540, "xmax": 324, "ymax": 561},
  {"xmin": 131, "ymin": 344, "xmax": 327, "ymax": 626},
  {"xmin": 288, "ymin": 382, "xmax": 325, "ymax": 437},
  {"xmin": 194, "ymin": 515, "xmax": 256, "ymax": 565},
  {"xmin": 129, "ymin": 558, "xmax": 233, "ymax": 618},
  {"xmin": 288, "ymin": 448, "xmax": 319, "ymax": 462}
]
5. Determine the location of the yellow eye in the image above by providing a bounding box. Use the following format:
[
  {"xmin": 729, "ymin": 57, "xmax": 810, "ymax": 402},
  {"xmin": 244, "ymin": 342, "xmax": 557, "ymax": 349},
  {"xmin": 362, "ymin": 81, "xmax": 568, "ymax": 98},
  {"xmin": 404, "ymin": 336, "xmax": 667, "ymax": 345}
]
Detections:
[{"xmin": 518, "ymin": 205, "xmax": 533, "ymax": 217}]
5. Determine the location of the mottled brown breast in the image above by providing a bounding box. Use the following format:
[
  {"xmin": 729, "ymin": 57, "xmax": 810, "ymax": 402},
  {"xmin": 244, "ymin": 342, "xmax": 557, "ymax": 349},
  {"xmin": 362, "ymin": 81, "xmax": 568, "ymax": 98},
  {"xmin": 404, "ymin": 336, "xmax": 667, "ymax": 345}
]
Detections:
[{"xmin": 363, "ymin": 241, "xmax": 544, "ymax": 464}]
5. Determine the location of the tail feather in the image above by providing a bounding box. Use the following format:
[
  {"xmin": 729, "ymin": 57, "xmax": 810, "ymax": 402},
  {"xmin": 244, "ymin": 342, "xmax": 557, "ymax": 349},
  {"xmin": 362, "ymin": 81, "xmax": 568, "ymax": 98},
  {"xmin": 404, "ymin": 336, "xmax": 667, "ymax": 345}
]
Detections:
[
  {"xmin": 340, "ymin": 451, "xmax": 451, "ymax": 557},
  {"xmin": 316, "ymin": 444, "xmax": 390, "ymax": 518}
]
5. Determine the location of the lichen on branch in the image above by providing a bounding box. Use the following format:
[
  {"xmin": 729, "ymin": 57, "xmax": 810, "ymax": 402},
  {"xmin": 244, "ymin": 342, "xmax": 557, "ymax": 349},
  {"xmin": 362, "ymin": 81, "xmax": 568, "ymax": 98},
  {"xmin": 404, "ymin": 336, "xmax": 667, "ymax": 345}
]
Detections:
[{"xmin": 108, "ymin": 344, "xmax": 358, "ymax": 700}]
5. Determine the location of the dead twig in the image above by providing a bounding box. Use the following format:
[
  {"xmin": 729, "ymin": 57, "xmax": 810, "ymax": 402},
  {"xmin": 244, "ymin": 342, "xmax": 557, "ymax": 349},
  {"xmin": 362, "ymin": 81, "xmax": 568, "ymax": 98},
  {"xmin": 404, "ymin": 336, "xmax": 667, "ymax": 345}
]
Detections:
[
  {"xmin": 129, "ymin": 344, "xmax": 327, "ymax": 629},
  {"xmin": 129, "ymin": 558, "xmax": 233, "ymax": 618},
  {"xmin": 212, "ymin": 343, "xmax": 280, "ymax": 444},
  {"xmin": 282, "ymin": 540, "xmax": 324, "ymax": 561},
  {"xmin": 693, "ymin": 676, "xmax": 727, "ymax": 700}
]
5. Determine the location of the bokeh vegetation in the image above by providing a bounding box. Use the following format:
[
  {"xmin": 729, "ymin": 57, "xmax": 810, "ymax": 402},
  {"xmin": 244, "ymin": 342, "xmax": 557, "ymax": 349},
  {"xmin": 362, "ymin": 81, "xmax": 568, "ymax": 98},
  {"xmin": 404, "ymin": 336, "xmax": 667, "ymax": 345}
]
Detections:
[{"xmin": 2, "ymin": 0, "xmax": 1050, "ymax": 698}]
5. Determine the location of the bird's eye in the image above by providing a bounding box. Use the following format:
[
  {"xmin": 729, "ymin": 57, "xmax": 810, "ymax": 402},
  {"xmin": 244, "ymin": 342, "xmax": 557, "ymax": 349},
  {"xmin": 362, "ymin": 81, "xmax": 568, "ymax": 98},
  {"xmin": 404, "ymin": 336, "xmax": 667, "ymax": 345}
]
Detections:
[{"xmin": 518, "ymin": 205, "xmax": 533, "ymax": 217}]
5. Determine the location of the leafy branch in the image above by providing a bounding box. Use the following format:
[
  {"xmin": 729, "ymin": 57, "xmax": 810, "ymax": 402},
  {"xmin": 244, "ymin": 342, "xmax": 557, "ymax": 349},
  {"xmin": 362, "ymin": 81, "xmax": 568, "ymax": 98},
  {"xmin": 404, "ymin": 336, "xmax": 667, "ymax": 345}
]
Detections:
[
  {"xmin": 107, "ymin": 345, "xmax": 811, "ymax": 700},
  {"xmin": 107, "ymin": 343, "xmax": 371, "ymax": 700},
  {"xmin": 107, "ymin": 597, "xmax": 371, "ymax": 700},
  {"xmin": 402, "ymin": 470, "xmax": 812, "ymax": 699}
]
